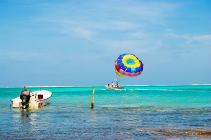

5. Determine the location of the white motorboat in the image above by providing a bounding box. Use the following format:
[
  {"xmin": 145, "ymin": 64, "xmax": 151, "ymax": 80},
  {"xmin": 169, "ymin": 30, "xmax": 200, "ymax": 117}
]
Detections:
[
  {"xmin": 106, "ymin": 80, "xmax": 124, "ymax": 90},
  {"xmin": 105, "ymin": 86, "xmax": 124, "ymax": 90},
  {"xmin": 11, "ymin": 88, "xmax": 52, "ymax": 109}
]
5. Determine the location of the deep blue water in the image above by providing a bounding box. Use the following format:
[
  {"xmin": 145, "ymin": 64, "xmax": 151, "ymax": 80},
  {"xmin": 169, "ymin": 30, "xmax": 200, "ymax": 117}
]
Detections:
[{"xmin": 0, "ymin": 85, "xmax": 211, "ymax": 139}]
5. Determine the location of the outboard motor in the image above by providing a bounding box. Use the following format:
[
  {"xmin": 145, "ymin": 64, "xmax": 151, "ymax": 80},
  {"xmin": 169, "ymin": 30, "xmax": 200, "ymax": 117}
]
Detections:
[{"xmin": 20, "ymin": 89, "xmax": 31, "ymax": 109}]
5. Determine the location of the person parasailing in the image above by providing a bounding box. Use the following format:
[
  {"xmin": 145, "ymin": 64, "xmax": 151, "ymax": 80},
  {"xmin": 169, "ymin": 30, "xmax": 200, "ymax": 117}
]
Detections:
[{"xmin": 106, "ymin": 53, "xmax": 144, "ymax": 90}]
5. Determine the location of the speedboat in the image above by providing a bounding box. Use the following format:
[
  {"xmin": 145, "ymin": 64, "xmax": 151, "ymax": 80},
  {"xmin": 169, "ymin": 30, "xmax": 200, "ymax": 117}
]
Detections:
[
  {"xmin": 106, "ymin": 86, "xmax": 124, "ymax": 90},
  {"xmin": 106, "ymin": 80, "xmax": 124, "ymax": 90},
  {"xmin": 11, "ymin": 89, "xmax": 52, "ymax": 109}
]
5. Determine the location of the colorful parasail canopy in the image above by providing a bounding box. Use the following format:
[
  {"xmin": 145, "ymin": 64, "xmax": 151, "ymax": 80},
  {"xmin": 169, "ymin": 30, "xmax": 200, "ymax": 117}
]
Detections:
[{"xmin": 115, "ymin": 53, "xmax": 143, "ymax": 77}]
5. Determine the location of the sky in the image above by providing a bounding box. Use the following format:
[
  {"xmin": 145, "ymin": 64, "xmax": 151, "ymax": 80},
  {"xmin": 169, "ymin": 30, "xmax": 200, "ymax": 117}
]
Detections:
[{"xmin": 0, "ymin": 0, "xmax": 210, "ymax": 87}]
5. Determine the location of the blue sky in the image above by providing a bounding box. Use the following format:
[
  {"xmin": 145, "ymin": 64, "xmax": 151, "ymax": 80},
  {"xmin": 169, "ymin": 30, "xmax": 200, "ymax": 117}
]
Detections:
[{"xmin": 0, "ymin": 0, "xmax": 210, "ymax": 87}]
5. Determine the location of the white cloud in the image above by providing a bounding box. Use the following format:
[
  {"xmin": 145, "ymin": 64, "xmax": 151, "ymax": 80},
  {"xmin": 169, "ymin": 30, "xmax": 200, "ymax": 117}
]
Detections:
[
  {"xmin": 105, "ymin": 39, "xmax": 160, "ymax": 55},
  {"xmin": 59, "ymin": 20, "xmax": 139, "ymax": 31},
  {"xmin": 31, "ymin": 1, "xmax": 179, "ymax": 31},
  {"xmin": 60, "ymin": 27, "xmax": 95, "ymax": 40},
  {"xmin": 110, "ymin": 21, "xmax": 139, "ymax": 30},
  {"xmin": 163, "ymin": 33, "xmax": 211, "ymax": 46},
  {"xmin": 184, "ymin": 35, "xmax": 211, "ymax": 45},
  {"xmin": 163, "ymin": 32, "xmax": 181, "ymax": 38},
  {"xmin": 99, "ymin": 1, "xmax": 179, "ymax": 25},
  {"xmin": 72, "ymin": 27, "xmax": 95, "ymax": 40},
  {"xmin": 128, "ymin": 31, "xmax": 150, "ymax": 39}
]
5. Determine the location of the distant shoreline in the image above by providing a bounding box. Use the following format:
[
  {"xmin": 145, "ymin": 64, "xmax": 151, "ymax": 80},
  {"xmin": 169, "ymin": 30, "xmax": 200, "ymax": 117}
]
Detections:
[{"xmin": 1, "ymin": 84, "xmax": 211, "ymax": 88}]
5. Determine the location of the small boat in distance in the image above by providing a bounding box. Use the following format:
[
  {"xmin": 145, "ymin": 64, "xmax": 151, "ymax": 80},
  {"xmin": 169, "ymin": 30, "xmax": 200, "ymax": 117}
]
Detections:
[
  {"xmin": 11, "ymin": 87, "xmax": 52, "ymax": 109},
  {"xmin": 106, "ymin": 81, "xmax": 124, "ymax": 90},
  {"xmin": 106, "ymin": 86, "xmax": 124, "ymax": 90}
]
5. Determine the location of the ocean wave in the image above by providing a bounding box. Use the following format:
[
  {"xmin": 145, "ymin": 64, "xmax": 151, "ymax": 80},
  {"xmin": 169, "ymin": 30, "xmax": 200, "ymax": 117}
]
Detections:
[
  {"xmin": 191, "ymin": 84, "xmax": 211, "ymax": 85},
  {"xmin": 131, "ymin": 89, "xmax": 186, "ymax": 91},
  {"xmin": 27, "ymin": 86, "xmax": 75, "ymax": 87},
  {"xmin": 123, "ymin": 85, "xmax": 151, "ymax": 86},
  {"xmin": 1, "ymin": 86, "xmax": 95, "ymax": 88},
  {"xmin": 99, "ymin": 105, "xmax": 139, "ymax": 108},
  {"xmin": 123, "ymin": 84, "xmax": 211, "ymax": 86}
]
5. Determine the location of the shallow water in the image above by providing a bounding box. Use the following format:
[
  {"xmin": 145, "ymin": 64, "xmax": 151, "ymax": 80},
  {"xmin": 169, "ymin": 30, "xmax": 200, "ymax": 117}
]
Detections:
[{"xmin": 0, "ymin": 85, "xmax": 211, "ymax": 139}]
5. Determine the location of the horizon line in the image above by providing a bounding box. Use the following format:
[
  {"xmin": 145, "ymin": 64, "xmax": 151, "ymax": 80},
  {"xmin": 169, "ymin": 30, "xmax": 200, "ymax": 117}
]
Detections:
[{"xmin": 1, "ymin": 84, "xmax": 211, "ymax": 88}]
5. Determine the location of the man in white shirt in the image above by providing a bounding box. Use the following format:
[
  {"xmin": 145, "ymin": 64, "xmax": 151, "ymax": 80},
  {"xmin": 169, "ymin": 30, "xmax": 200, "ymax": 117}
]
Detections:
[{"xmin": 111, "ymin": 82, "xmax": 114, "ymax": 87}]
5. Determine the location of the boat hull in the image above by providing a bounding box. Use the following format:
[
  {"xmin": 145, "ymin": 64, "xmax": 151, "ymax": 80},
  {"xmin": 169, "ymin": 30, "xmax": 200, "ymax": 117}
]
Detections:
[
  {"xmin": 105, "ymin": 86, "xmax": 124, "ymax": 90},
  {"xmin": 29, "ymin": 98, "xmax": 50, "ymax": 109},
  {"xmin": 11, "ymin": 90, "xmax": 52, "ymax": 109}
]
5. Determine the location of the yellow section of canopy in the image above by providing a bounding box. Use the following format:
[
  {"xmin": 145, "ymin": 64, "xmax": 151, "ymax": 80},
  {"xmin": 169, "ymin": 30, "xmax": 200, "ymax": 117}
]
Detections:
[{"xmin": 122, "ymin": 54, "xmax": 140, "ymax": 68}]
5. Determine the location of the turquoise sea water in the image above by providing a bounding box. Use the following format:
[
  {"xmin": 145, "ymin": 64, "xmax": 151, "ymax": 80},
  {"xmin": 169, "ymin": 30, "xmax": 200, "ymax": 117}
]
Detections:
[{"xmin": 0, "ymin": 85, "xmax": 211, "ymax": 139}]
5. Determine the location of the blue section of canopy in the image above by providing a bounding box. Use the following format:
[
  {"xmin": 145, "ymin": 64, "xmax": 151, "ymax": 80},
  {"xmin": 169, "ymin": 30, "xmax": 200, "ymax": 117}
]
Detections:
[
  {"xmin": 117, "ymin": 59, "xmax": 122, "ymax": 63},
  {"xmin": 118, "ymin": 55, "xmax": 124, "ymax": 59},
  {"xmin": 122, "ymin": 66, "xmax": 127, "ymax": 71},
  {"xmin": 140, "ymin": 66, "xmax": 143, "ymax": 71},
  {"xmin": 126, "ymin": 67, "xmax": 131, "ymax": 72},
  {"xmin": 131, "ymin": 67, "xmax": 136, "ymax": 73},
  {"xmin": 118, "ymin": 63, "xmax": 124, "ymax": 68}
]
